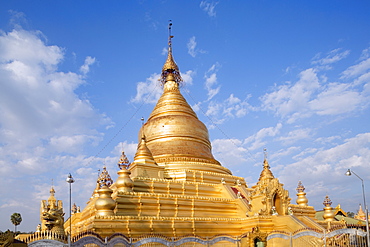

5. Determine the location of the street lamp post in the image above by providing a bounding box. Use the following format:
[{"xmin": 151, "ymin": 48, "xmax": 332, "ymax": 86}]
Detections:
[
  {"xmin": 66, "ymin": 173, "xmax": 75, "ymax": 247},
  {"xmin": 345, "ymin": 169, "xmax": 370, "ymax": 245}
]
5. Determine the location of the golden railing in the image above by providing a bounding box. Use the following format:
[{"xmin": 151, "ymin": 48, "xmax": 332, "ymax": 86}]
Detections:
[
  {"xmin": 17, "ymin": 231, "xmax": 67, "ymax": 244},
  {"xmin": 268, "ymin": 224, "xmax": 368, "ymax": 247}
]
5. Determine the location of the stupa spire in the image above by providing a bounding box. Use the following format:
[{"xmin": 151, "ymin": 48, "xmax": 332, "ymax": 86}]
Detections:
[
  {"xmin": 48, "ymin": 186, "xmax": 57, "ymax": 209},
  {"xmin": 134, "ymin": 135, "xmax": 155, "ymax": 163},
  {"xmin": 49, "ymin": 186, "xmax": 55, "ymax": 197},
  {"xmin": 258, "ymin": 148, "xmax": 274, "ymax": 181},
  {"xmin": 355, "ymin": 204, "xmax": 366, "ymax": 220},
  {"xmin": 160, "ymin": 21, "xmax": 183, "ymax": 85}
]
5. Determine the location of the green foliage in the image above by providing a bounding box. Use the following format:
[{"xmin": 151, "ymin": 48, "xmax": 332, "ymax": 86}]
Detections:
[
  {"xmin": 347, "ymin": 211, "xmax": 355, "ymax": 218},
  {"xmin": 10, "ymin": 213, "xmax": 22, "ymax": 232}
]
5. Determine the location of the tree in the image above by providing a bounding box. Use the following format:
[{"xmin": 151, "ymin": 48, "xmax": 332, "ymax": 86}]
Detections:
[
  {"xmin": 347, "ymin": 211, "xmax": 355, "ymax": 218},
  {"xmin": 10, "ymin": 213, "xmax": 22, "ymax": 232}
]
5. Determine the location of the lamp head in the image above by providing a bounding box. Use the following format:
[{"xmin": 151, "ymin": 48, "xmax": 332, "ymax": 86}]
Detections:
[
  {"xmin": 345, "ymin": 169, "xmax": 352, "ymax": 176},
  {"xmin": 66, "ymin": 173, "xmax": 75, "ymax": 183}
]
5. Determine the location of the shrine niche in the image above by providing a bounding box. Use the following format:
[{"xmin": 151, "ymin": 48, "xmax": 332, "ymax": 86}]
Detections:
[{"xmin": 250, "ymin": 157, "xmax": 290, "ymax": 216}]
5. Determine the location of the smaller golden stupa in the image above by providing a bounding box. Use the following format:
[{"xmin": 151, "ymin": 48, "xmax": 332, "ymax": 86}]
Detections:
[{"xmin": 355, "ymin": 204, "xmax": 367, "ymax": 221}]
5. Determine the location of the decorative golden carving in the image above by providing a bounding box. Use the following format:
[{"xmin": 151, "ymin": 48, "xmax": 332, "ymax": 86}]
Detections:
[
  {"xmin": 40, "ymin": 187, "xmax": 65, "ymax": 235},
  {"xmin": 249, "ymin": 227, "xmax": 268, "ymax": 247},
  {"xmin": 155, "ymin": 155, "xmax": 221, "ymax": 166},
  {"xmin": 117, "ymin": 150, "xmax": 130, "ymax": 169},
  {"xmin": 98, "ymin": 166, "xmax": 113, "ymax": 188}
]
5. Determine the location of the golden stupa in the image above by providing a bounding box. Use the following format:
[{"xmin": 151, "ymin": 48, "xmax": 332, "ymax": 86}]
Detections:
[{"xmin": 19, "ymin": 24, "xmax": 364, "ymax": 247}]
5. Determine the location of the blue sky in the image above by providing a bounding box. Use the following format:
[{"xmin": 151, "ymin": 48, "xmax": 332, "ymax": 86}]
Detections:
[{"xmin": 1, "ymin": 1, "xmax": 370, "ymax": 231}]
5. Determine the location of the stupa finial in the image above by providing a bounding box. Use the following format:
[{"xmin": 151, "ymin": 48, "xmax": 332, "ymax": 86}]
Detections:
[
  {"xmin": 118, "ymin": 150, "xmax": 130, "ymax": 170},
  {"xmin": 168, "ymin": 20, "xmax": 173, "ymax": 50},
  {"xmin": 323, "ymin": 195, "xmax": 332, "ymax": 207},
  {"xmin": 98, "ymin": 166, "xmax": 113, "ymax": 188},
  {"xmin": 48, "ymin": 185, "xmax": 57, "ymax": 208},
  {"xmin": 258, "ymin": 148, "xmax": 274, "ymax": 181},
  {"xmin": 263, "ymin": 148, "xmax": 268, "ymax": 160},
  {"xmin": 296, "ymin": 181, "xmax": 305, "ymax": 193},
  {"xmin": 49, "ymin": 183, "xmax": 55, "ymax": 197},
  {"xmin": 160, "ymin": 21, "xmax": 183, "ymax": 85},
  {"xmin": 263, "ymin": 148, "xmax": 270, "ymax": 169}
]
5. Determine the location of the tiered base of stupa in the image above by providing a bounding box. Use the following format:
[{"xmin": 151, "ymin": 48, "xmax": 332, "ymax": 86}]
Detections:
[{"xmin": 68, "ymin": 166, "xmax": 255, "ymax": 237}]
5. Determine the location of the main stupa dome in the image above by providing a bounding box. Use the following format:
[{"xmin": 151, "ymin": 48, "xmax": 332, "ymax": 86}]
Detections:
[{"xmin": 139, "ymin": 26, "xmax": 231, "ymax": 176}]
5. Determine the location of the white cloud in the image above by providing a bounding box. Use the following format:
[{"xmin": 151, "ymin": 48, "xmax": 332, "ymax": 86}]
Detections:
[
  {"xmin": 279, "ymin": 133, "xmax": 370, "ymax": 189},
  {"xmin": 112, "ymin": 141, "xmax": 138, "ymax": 163},
  {"xmin": 200, "ymin": 1, "xmax": 218, "ymax": 17},
  {"xmin": 0, "ymin": 27, "xmax": 111, "ymax": 230},
  {"xmin": 292, "ymin": 147, "xmax": 318, "ymax": 160},
  {"xmin": 244, "ymin": 123, "xmax": 283, "ymax": 151},
  {"xmin": 202, "ymin": 93, "xmax": 251, "ymax": 128},
  {"xmin": 131, "ymin": 70, "xmax": 195, "ymax": 104},
  {"xmin": 341, "ymin": 57, "xmax": 370, "ymax": 79},
  {"xmin": 204, "ymin": 63, "xmax": 221, "ymax": 100},
  {"xmin": 315, "ymin": 135, "xmax": 341, "ymax": 144},
  {"xmin": 205, "ymin": 73, "xmax": 220, "ymax": 99},
  {"xmin": 131, "ymin": 73, "xmax": 162, "ymax": 104},
  {"xmin": 80, "ymin": 56, "xmax": 96, "ymax": 75},
  {"xmin": 205, "ymin": 101, "xmax": 222, "ymax": 119},
  {"xmin": 212, "ymin": 138, "xmax": 249, "ymax": 168},
  {"xmin": 353, "ymin": 71, "xmax": 370, "ymax": 86},
  {"xmin": 261, "ymin": 50, "xmax": 370, "ymax": 123},
  {"xmin": 0, "ymin": 28, "xmax": 109, "ymax": 146},
  {"xmin": 49, "ymin": 135, "xmax": 102, "ymax": 154},
  {"xmin": 278, "ymin": 128, "xmax": 312, "ymax": 145},
  {"xmin": 182, "ymin": 70, "xmax": 195, "ymax": 86},
  {"xmin": 161, "ymin": 47, "xmax": 168, "ymax": 55},
  {"xmin": 8, "ymin": 10, "xmax": 28, "ymax": 29},
  {"xmin": 275, "ymin": 133, "xmax": 370, "ymax": 211},
  {"xmin": 312, "ymin": 48, "xmax": 350, "ymax": 66},
  {"xmin": 187, "ymin": 36, "xmax": 197, "ymax": 57},
  {"xmin": 192, "ymin": 64, "xmax": 252, "ymax": 127},
  {"xmin": 270, "ymin": 146, "xmax": 301, "ymax": 160},
  {"xmin": 144, "ymin": 12, "xmax": 159, "ymax": 31},
  {"xmin": 0, "ymin": 29, "xmax": 62, "ymax": 72},
  {"xmin": 187, "ymin": 36, "xmax": 206, "ymax": 58},
  {"xmin": 360, "ymin": 47, "xmax": 370, "ymax": 61},
  {"xmin": 191, "ymin": 102, "xmax": 201, "ymax": 112},
  {"xmin": 309, "ymin": 82, "xmax": 363, "ymax": 115},
  {"xmin": 223, "ymin": 94, "xmax": 250, "ymax": 118},
  {"xmin": 226, "ymin": 94, "xmax": 241, "ymax": 105},
  {"xmin": 261, "ymin": 68, "xmax": 320, "ymax": 121}
]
